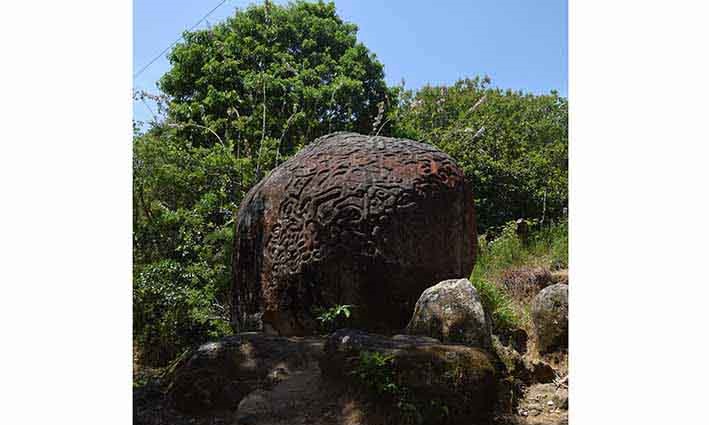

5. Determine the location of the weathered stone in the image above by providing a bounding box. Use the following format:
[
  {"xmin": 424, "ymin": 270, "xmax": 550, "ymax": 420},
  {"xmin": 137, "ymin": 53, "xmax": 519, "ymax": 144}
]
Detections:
[
  {"xmin": 405, "ymin": 278, "xmax": 492, "ymax": 349},
  {"xmin": 490, "ymin": 336, "xmax": 554, "ymax": 385},
  {"xmin": 164, "ymin": 333, "xmax": 323, "ymax": 414},
  {"xmin": 232, "ymin": 132, "xmax": 477, "ymax": 335},
  {"xmin": 532, "ymin": 283, "xmax": 569, "ymax": 353},
  {"xmin": 321, "ymin": 329, "xmax": 496, "ymax": 423},
  {"xmin": 500, "ymin": 266, "xmax": 553, "ymax": 301},
  {"xmin": 524, "ymin": 359, "xmax": 556, "ymax": 384},
  {"xmin": 551, "ymin": 269, "xmax": 569, "ymax": 285}
]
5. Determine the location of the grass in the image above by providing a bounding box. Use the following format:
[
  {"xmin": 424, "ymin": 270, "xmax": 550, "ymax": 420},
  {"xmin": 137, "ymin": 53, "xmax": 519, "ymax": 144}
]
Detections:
[{"xmin": 470, "ymin": 219, "xmax": 568, "ymax": 334}]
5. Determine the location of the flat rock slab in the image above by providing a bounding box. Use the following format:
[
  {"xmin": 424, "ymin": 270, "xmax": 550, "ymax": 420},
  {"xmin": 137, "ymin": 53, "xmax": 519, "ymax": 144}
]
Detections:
[{"xmin": 164, "ymin": 333, "xmax": 324, "ymax": 414}]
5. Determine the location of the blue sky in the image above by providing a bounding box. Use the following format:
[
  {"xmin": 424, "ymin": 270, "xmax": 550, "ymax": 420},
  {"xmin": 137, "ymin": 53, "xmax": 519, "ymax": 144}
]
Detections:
[{"xmin": 134, "ymin": 0, "xmax": 567, "ymax": 123}]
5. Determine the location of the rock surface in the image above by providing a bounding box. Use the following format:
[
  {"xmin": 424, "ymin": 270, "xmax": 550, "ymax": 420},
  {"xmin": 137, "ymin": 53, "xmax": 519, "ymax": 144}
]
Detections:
[
  {"xmin": 405, "ymin": 278, "xmax": 492, "ymax": 349},
  {"xmin": 321, "ymin": 329, "xmax": 497, "ymax": 423},
  {"xmin": 232, "ymin": 132, "xmax": 477, "ymax": 335},
  {"xmin": 163, "ymin": 333, "xmax": 323, "ymax": 414},
  {"xmin": 500, "ymin": 266, "xmax": 553, "ymax": 301},
  {"xmin": 531, "ymin": 283, "xmax": 569, "ymax": 353}
]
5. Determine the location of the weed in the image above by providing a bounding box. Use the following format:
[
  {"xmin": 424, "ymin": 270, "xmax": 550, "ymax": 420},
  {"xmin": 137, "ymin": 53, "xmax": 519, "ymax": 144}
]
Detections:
[
  {"xmin": 471, "ymin": 278, "xmax": 519, "ymax": 333},
  {"xmin": 313, "ymin": 304, "xmax": 355, "ymax": 333},
  {"xmin": 351, "ymin": 351, "xmax": 449, "ymax": 424}
]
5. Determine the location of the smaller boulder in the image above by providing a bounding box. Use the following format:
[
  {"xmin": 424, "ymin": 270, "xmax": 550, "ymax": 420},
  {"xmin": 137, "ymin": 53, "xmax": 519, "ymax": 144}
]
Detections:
[
  {"xmin": 532, "ymin": 283, "xmax": 568, "ymax": 354},
  {"xmin": 405, "ymin": 278, "xmax": 492, "ymax": 349}
]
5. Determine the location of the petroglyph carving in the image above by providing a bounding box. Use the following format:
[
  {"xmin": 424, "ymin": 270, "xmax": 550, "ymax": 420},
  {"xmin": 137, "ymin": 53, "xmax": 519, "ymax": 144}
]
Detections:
[{"xmin": 232, "ymin": 132, "xmax": 477, "ymax": 335}]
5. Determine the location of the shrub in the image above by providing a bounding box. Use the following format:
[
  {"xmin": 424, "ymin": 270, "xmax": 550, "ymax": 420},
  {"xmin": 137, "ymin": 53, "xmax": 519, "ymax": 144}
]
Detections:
[
  {"xmin": 133, "ymin": 260, "xmax": 231, "ymax": 366},
  {"xmin": 313, "ymin": 304, "xmax": 355, "ymax": 333}
]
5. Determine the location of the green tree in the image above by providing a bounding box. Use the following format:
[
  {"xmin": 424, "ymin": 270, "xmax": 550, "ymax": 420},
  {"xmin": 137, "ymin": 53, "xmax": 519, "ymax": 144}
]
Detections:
[
  {"xmin": 133, "ymin": 129, "xmax": 239, "ymax": 365},
  {"xmin": 392, "ymin": 77, "xmax": 568, "ymax": 234},
  {"xmin": 159, "ymin": 0, "xmax": 391, "ymax": 175}
]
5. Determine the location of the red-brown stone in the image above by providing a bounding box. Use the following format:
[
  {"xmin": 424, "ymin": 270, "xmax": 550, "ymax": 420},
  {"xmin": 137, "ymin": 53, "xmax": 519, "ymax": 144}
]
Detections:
[{"xmin": 232, "ymin": 132, "xmax": 477, "ymax": 335}]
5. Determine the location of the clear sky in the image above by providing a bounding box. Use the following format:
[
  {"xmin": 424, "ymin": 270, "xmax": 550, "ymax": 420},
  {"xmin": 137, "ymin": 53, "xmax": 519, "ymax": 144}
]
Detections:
[{"xmin": 134, "ymin": 0, "xmax": 567, "ymax": 123}]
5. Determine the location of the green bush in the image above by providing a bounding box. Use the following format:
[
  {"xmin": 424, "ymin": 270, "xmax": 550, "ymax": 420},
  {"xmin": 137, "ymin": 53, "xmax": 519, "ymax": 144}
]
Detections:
[
  {"xmin": 313, "ymin": 304, "xmax": 355, "ymax": 333},
  {"xmin": 133, "ymin": 260, "xmax": 231, "ymax": 366}
]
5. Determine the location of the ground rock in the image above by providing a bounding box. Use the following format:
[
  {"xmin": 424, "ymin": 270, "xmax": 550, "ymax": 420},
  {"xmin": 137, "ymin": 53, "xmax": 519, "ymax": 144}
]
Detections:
[
  {"xmin": 498, "ymin": 328, "xmax": 528, "ymax": 354},
  {"xmin": 531, "ymin": 283, "xmax": 569, "ymax": 354},
  {"xmin": 524, "ymin": 359, "xmax": 556, "ymax": 384},
  {"xmin": 163, "ymin": 333, "xmax": 323, "ymax": 414},
  {"xmin": 551, "ymin": 269, "xmax": 569, "ymax": 285},
  {"xmin": 321, "ymin": 329, "xmax": 496, "ymax": 423},
  {"xmin": 232, "ymin": 132, "xmax": 477, "ymax": 335},
  {"xmin": 500, "ymin": 266, "xmax": 553, "ymax": 301},
  {"xmin": 406, "ymin": 278, "xmax": 492, "ymax": 349}
]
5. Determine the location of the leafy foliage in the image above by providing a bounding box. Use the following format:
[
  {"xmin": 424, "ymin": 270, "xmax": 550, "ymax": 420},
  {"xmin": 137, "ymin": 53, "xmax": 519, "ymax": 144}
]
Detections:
[
  {"xmin": 133, "ymin": 130, "xmax": 243, "ymax": 365},
  {"xmin": 392, "ymin": 77, "xmax": 568, "ymax": 233},
  {"xmin": 313, "ymin": 304, "xmax": 354, "ymax": 333},
  {"xmin": 160, "ymin": 0, "xmax": 392, "ymax": 159},
  {"xmin": 133, "ymin": 260, "xmax": 231, "ymax": 365}
]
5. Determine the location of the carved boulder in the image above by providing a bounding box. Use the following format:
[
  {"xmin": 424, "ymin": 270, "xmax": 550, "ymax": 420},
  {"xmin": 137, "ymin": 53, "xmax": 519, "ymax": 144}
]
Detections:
[{"xmin": 232, "ymin": 132, "xmax": 477, "ymax": 335}]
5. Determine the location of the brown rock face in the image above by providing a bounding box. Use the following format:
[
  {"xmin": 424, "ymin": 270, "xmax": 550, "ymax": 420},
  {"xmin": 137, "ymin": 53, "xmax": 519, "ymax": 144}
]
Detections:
[
  {"xmin": 321, "ymin": 329, "xmax": 497, "ymax": 423},
  {"xmin": 232, "ymin": 132, "xmax": 477, "ymax": 335},
  {"xmin": 164, "ymin": 333, "xmax": 323, "ymax": 414}
]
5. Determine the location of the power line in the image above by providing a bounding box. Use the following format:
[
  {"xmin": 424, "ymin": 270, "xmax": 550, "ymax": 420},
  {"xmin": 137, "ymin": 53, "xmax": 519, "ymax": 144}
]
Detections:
[{"xmin": 133, "ymin": 0, "xmax": 230, "ymax": 79}]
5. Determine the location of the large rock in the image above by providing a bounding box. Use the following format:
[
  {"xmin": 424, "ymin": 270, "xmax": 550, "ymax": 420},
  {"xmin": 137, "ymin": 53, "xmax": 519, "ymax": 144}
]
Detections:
[
  {"xmin": 321, "ymin": 329, "xmax": 497, "ymax": 423},
  {"xmin": 532, "ymin": 283, "xmax": 569, "ymax": 353},
  {"xmin": 163, "ymin": 333, "xmax": 323, "ymax": 414},
  {"xmin": 405, "ymin": 278, "xmax": 492, "ymax": 349},
  {"xmin": 232, "ymin": 132, "xmax": 477, "ymax": 335}
]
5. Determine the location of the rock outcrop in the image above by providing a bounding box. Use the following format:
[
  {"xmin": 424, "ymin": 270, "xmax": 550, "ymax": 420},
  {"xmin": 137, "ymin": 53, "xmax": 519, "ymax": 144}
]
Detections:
[
  {"xmin": 163, "ymin": 333, "xmax": 323, "ymax": 414},
  {"xmin": 500, "ymin": 266, "xmax": 554, "ymax": 300},
  {"xmin": 320, "ymin": 329, "xmax": 497, "ymax": 423},
  {"xmin": 232, "ymin": 132, "xmax": 477, "ymax": 335},
  {"xmin": 531, "ymin": 283, "xmax": 569, "ymax": 353},
  {"xmin": 405, "ymin": 278, "xmax": 492, "ymax": 349}
]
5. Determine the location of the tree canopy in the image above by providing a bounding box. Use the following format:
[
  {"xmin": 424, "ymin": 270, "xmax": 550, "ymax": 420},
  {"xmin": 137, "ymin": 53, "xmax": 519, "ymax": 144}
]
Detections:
[{"xmin": 160, "ymin": 0, "xmax": 390, "ymax": 162}]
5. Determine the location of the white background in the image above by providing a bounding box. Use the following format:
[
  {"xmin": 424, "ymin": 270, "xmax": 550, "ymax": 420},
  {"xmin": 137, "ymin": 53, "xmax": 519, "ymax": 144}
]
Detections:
[{"xmin": 1, "ymin": 1, "xmax": 708, "ymax": 423}]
